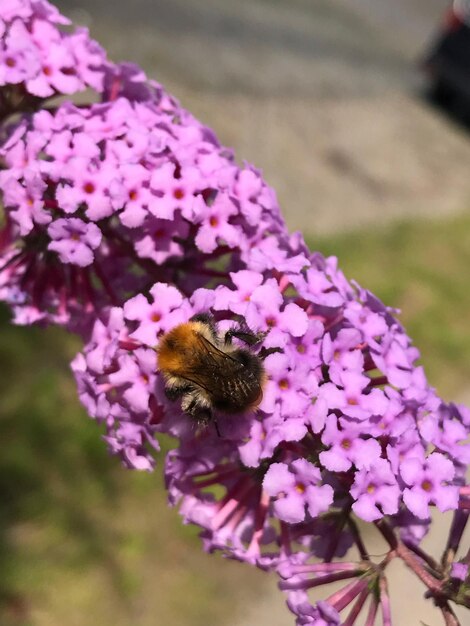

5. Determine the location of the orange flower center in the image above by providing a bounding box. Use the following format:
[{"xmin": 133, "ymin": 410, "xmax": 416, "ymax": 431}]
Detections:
[
  {"xmin": 83, "ymin": 182, "xmax": 95, "ymax": 194},
  {"xmin": 173, "ymin": 188, "xmax": 185, "ymax": 200}
]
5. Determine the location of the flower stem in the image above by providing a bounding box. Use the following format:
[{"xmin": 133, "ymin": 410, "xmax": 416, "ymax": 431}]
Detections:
[
  {"xmin": 436, "ymin": 599, "xmax": 461, "ymax": 626},
  {"xmin": 380, "ymin": 576, "xmax": 392, "ymax": 626},
  {"xmin": 442, "ymin": 510, "xmax": 469, "ymax": 570},
  {"xmin": 326, "ymin": 578, "xmax": 368, "ymax": 612},
  {"xmin": 375, "ymin": 520, "xmax": 442, "ymax": 595},
  {"xmin": 367, "ymin": 375, "xmax": 388, "ymax": 388},
  {"xmin": 402, "ymin": 538, "xmax": 440, "ymax": 574},
  {"xmin": 323, "ymin": 508, "xmax": 351, "ymax": 563},
  {"xmin": 348, "ymin": 517, "xmax": 370, "ymax": 561},
  {"xmin": 342, "ymin": 587, "xmax": 370, "ymax": 626},
  {"xmin": 279, "ymin": 569, "xmax": 361, "ymax": 592},
  {"xmin": 364, "ymin": 594, "xmax": 379, "ymax": 626}
]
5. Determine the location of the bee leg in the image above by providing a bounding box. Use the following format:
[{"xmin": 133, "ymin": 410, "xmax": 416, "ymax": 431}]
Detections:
[
  {"xmin": 182, "ymin": 396, "xmax": 221, "ymax": 436},
  {"xmin": 224, "ymin": 327, "xmax": 267, "ymax": 347},
  {"xmin": 182, "ymin": 394, "xmax": 212, "ymax": 421},
  {"xmin": 258, "ymin": 346, "xmax": 283, "ymax": 360}
]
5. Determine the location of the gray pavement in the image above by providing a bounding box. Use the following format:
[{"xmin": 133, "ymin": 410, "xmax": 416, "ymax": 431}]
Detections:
[
  {"xmin": 343, "ymin": 0, "xmax": 449, "ymax": 57},
  {"xmin": 56, "ymin": 0, "xmax": 470, "ymax": 236},
  {"xmin": 61, "ymin": 0, "xmax": 411, "ymax": 96}
]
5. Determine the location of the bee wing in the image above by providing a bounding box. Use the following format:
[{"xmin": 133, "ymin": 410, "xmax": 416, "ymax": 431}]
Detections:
[
  {"xmin": 176, "ymin": 334, "xmax": 241, "ymax": 395},
  {"xmin": 188, "ymin": 334, "xmax": 264, "ymax": 409},
  {"xmin": 196, "ymin": 333, "xmax": 238, "ymax": 364}
]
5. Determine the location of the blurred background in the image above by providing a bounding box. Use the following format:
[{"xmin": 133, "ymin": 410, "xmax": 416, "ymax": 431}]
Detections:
[{"xmin": 2, "ymin": 0, "xmax": 470, "ymax": 624}]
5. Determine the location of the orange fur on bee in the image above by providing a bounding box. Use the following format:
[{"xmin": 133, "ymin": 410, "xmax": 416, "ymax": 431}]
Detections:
[{"xmin": 157, "ymin": 321, "xmax": 209, "ymax": 375}]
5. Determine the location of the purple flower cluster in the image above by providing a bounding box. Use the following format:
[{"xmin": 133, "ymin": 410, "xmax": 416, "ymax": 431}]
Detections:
[
  {"xmin": 1, "ymin": 3, "xmax": 470, "ymax": 625},
  {"xmin": 0, "ymin": 90, "xmax": 288, "ymax": 328},
  {"xmin": 0, "ymin": 0, "xmax": 107, "ymax": 115},
  {"xmin": 70, "ymin": 251, "xmax": 469, "ymax": 623}
]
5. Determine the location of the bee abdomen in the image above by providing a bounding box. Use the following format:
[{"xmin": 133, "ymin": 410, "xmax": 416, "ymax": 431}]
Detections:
[{"xmin": 213, "ymin": 374, "xmax": 262, "ymax": 414}]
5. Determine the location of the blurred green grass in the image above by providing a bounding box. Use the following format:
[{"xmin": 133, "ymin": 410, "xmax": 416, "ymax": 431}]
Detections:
[{"xmin": 1, "ymin": 213, "xmax": 470, "ymax": 625}]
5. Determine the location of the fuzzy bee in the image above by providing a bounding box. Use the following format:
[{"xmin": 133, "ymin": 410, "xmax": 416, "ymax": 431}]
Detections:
[{"xmin": 157, "ymin": 313, "xmax": 268, "ymax": 432}]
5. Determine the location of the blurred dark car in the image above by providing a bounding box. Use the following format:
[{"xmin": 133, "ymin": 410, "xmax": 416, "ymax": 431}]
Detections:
[{"xmin": 423, "ymin": 1, "xmax": 470, "ymax": 112}]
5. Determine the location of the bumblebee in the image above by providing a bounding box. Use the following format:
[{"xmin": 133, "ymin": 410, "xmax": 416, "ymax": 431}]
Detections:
[{"xmin": 157, "ymin": 313, "xmax": 268, "ymax": 431}]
